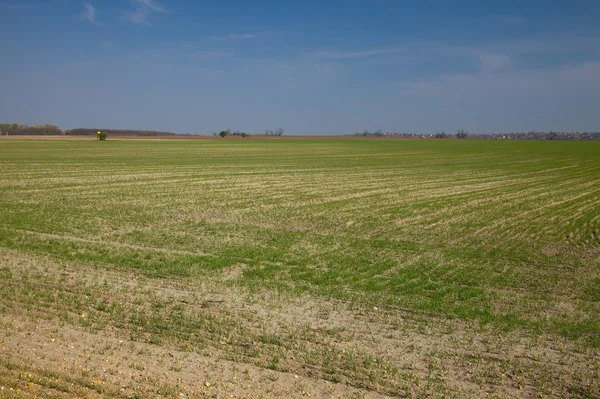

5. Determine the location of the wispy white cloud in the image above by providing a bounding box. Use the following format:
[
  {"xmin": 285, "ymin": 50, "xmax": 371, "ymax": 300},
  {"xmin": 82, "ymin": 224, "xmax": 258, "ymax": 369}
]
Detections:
[
  {"xmin": 490, "ymin": 35, "xmax": 600, "ymax": 59},
  {"xmin": 80, "ymin": 3, "xmax": 97, "ymax": 24},
  {"xmin": 310, "ymin": 48, "xmax": 404, "ymax": 59},
  {"xmin": 398, "ymin": 61, "xmax": 600, "ymax": 110},
  {"xmin": 133, "ymin": 0, "xmax": 166, "ymax": 13},
  {"xmin": 126, "ymin": 0, "xmax": 166, "ymax": 26},
  {"xmin": 127, "ymin": 7, "xmax": 152, "ymax": 25}
]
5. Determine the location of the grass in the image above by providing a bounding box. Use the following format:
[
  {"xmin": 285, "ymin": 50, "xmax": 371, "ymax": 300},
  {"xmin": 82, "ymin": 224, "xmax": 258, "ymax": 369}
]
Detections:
[{"xmin": 0, "ymin": 138, "xmax": 599, "ymax": 397}]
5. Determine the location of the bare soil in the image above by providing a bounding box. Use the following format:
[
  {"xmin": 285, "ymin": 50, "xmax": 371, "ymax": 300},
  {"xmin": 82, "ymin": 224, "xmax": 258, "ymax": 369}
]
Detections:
[{"xmin": 1, "ymin": 248, "xmax": 598, "ymax": 398}]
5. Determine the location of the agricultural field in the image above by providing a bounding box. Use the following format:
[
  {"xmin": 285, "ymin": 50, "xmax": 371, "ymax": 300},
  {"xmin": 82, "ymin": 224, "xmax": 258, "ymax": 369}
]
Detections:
[{"xmin": 0, "ymin": 138, "xmax": 599, "ymax": 398}]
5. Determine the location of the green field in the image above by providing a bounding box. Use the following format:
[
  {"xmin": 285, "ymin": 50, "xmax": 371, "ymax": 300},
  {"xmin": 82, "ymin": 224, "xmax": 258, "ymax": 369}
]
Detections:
[{"xmin": 1, "ymin": 138, "xmax": 599, "ymax": 398}]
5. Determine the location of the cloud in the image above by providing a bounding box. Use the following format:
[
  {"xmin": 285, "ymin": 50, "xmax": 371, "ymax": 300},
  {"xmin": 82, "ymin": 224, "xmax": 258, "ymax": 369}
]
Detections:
[
  {"xmin": 133, "ymin": 0, "xmax": 166, "ymax": 13},
  {"xmin": 398, "ymin": 61, "xmax": 600, "ymax": 111},
  {"xmin": 227, "ymin": 33, "xmax": 255, "ymax": 40},
  {"xmin": 127, "ymin": 7, "xmax": 152, "ymax": 25},
  {"xmin": 310, "ymin": 48, "xmax": 404, "ymax": 59},
  {"xmin": 491, "ymin": 35, "xmax": 600, "ymax": 60},
  {"xmin": 80, "ymin": 3, "xmax": 97, "ymax": 24},
  {"xmin": 126, "ymin": 0, "xmax": 166, "ymax": 26}
]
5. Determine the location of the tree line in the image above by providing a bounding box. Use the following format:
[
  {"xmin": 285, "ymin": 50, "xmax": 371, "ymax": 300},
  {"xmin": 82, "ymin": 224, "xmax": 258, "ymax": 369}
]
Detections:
[
  {"xmin": 213, "ymin": 128, "xmax": 285, "ymax": 138},
  {"xmin": 66, "ymin": 128, "xmax": 178, "ymax": 136},
  {"xmin": 3, "ymin": 123, "xmax": 598, "ymax": 140},
  {"xmin": 357, "ymin": 129, "xmax": 469, "ymax": 139},
  {"xmin": 0, "ymin": 124, "xmax": 183, "ymax": 136},
  {"xmin": 0, "ymin": 123, "xmax": 287, "ymax": 137},
  {"xmin": 354, "ymin": 129, "xmax": 600, "ymax": 140},
  {"xmin": 0, "ymin": 123, "xmax": 63, "ymax": 135}
]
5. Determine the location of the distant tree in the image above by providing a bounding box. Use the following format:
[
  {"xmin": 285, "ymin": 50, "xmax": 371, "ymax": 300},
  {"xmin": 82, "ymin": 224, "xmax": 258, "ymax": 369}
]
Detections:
[
  {"xmin": 435, "ymin": 132, "xmax": 448, "ymax": 138},
  {"xmin": 264, "ymin": 128, "xmax": 284, "ymax": 136},
  {"xmin": 219, "ymin": 130, "xmax": 229, "ymax": 138},
  {"xmin": 375, "ymin": 130, "xmax": 383, "ymax": 137},
  {"xmin": 98, "ymin": 131, "xmax": 107, "ymax": 141},
  {"xmin": 363, "ymin": 129, "xmax": 369, "ymax": 137},
  {"xmin": 456, "ymin": 129, "xmax": 468, "ymax": 139}
]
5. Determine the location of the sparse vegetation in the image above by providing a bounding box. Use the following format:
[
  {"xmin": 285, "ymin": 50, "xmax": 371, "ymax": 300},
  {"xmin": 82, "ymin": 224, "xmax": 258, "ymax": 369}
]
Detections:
[
  {"xmin": 265, "ymin": 128, "xmax": 284, "ymax": 136},
  {"xmin": 0, "ymin": 138, "xmax": 598, "ymax": 398},
  {"xmin": 456, "ymin": 129, "xmax": 468, "ymax": 139}
]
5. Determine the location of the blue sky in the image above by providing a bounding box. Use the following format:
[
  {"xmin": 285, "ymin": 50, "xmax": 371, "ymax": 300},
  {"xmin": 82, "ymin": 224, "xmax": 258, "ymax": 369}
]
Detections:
[{"xmin": 1, "ymin": 0, "xmax": 599, "ymax": 134}]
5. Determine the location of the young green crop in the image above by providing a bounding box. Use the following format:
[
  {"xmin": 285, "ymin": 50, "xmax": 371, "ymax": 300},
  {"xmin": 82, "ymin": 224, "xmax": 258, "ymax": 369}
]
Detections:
[
  {"xmin": 1, "ymin": 139, "xmax": 599, "ymax": 341},
  {"xmin": 1, "ymin": 137, "xmax": 599, "ymax": 397}
]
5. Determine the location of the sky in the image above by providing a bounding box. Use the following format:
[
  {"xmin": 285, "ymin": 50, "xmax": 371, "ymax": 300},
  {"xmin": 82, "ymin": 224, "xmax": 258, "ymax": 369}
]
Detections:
[{"xmin": 1, "ymin": 0, "xmax": 600, "ymax": 135}]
